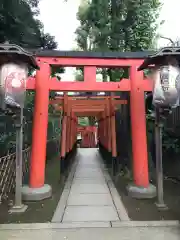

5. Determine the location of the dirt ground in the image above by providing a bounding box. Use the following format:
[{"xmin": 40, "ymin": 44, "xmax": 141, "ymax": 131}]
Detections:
[
  {"xmin": 114, "ymin": 175, "xmax": 180, "ymax": 221},
  {"xmin": 113, "ymin": 156, "xmax": 180, "ymax": 221},
  {"xmin": 0, "ymin": 157, "xmax": 67, "ymax": 224}
]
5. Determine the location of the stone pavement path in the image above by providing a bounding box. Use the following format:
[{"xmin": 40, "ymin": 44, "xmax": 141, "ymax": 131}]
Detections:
[{"xmin": 52, "ymin": 148, "xmax": 129, "ymax": 224}]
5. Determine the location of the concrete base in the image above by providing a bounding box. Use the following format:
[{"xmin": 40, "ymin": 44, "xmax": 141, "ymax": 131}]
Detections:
[
  {"xmin": 127, "ymin": 183, "xmax": 156, "ymax": 199},
  {"xmin": 155, "ymin": 202, "xmax": 169, "ymax": 211},
  {"xmin": 22, "ymin": 184, "xmax": 52, "ymax": 201},
  {"xmin": 9, "ymin": 204, "xmax": 28, "ymax": 214}
]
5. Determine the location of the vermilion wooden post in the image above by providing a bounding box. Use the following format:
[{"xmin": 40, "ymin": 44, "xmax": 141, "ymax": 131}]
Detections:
[
  {"xmin": 130, "ymin": 65, "xmax": 149, "ymax": 187},
  {"xmin": 65, "ymin": 114, "xmax": 69, "ymax": 154},
  {"xmin": 75, "ymin": 117, "xmax": 77, "ymax": 146},
  {"xmin": 110, "ymin": 99, "xmax": 117, "ymax": 176},
  {"xmin": 90, "ymin": 131, "xmax": 93, "ymax": 147},
  {"xmin": 90, "ymin": 131, "xmax": 92, "ymax": 147},
  {"xmin": 68, "ymin": 115, "xmax": 71, "ymax": 151},
  {"xmin": 68, "ymin": 116, "xmax": 71, "ymax": 152},
  {"xmin": 60, "ymin": 94, "xmax": 68, "ymax": 173},
  {"xmin": 100, "ymin": 119, "xmax": 102, "ymax": 148},
  {"xmin": 101, "ymin": 113, "xmax": 105, "ymax": 147},
  {"xmin": 104, "ymin": 106, "xmax": 107, "ymax": 149},
  {"xmin": 68, "ymin": 107, "xmax": 72, "ymax": 152},
  {"xmin": 30, "ymin": 62, "xmax": 50, "ymax": 188},
  {"xmin": 74, "ymin": 116, "xmax": 77, "ymax": 147},
  {"xmin": 72, "ymin": 115, "xmax": 74, "ymax": 148},
  {"xmin": 98, "ymin": 121, "xmax": 101, "ymax": 144},
  {"xmin": 107, "ymin": 99, "xmax": 111, "ymax": 154},
  {"xmin": 71, "ymin": 114, "xmax": 75, "ymax": 149},
  {"xmin": 70, "ymin": 113, "xmax": 74, "ymax": 150},
  {"xmin": 60, "ymin": 115, "xmax": 67, "ymax": 173},
  {"xmin": 97, "ymin": 124, "xmax": 99, "ymax": 142},
  {"xmin": 68, "ymin": 106, "xmax": 71, "ymax": 151},
  {"xmin": 84, "ymin": 66, "xmax": 96, "ymax": 84},
  {"xmin": 86, "ymin": 131, "xmax": 91, "ymax": 147},
  {"xmin": 72, "ymin": 114, "xmax": 74, "ymax": 149},
  {"xmin": 111, "ymin": 113, "xmax": 117, "ymax": 173},
  {"xmin": 94, "ymin": 126, "xmax": 96, "ymax": 146},
  {"xmin": 64, "ymin": 94, "xmax": 69, "ymax": 155},
  {"xmin": 71, "ymin": 114, "xmax": 74, "ymax": 150},
  {"xmin": 100, "ymin": 116, "xmax": 103, "ymax": 148},
  {"xmin": 66, "ymin": 104, "xmax": 70, "ymax": 153},
  {"xmin": 106, "ymin": 99, "xmax": 111, "ymax": 152},
  {"xmin": 76, "ymin": 117, "xmax": 78, "ymax": 145}
]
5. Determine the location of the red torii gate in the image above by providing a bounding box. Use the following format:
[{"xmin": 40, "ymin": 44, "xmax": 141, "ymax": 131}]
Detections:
[
  {"xmin": 80, "ymin": 127, "xmax": 97, "ymax": 148},
  {"xmin": 22, "ymin": 51, "xmax": 155, "ymax": 201},
  {"xmin": 77, "ymin": 125, "xmax": 97, "ymax": 148},
  {"xmin": 50, "ymin": 95, "xmax": 127, "ymax": 174}
]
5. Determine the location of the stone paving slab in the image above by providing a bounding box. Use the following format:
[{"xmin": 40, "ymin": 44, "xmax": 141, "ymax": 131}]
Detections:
[
  {"xmin": 63, "ymin": 206, "xmax": 119, "ymax": 222},
  {"xmin": 75, "ymin": 164, "xmax": 101, "ymax": 169},
  {"xmin": 76, "ymin": 164, "xmax": 101, "ymax": 168},
  {"xmin": 67, "ymin": 193, "xmax": 114, "ymax": 206},
  {"xmin": 75, "ymin": 169, "xmax": 102, "ymax": 175},
  {"xmin": 72, "ymin": 178, "xmax": 106, "ymax": 185},
  {"xmin": 76, "ymin": 162, "xmax": 99, "ymax": 166},
  {"xmin": 70, "ymin": 183, "xmax": 109, "ymax": 194},
  {"xmin": 76, "ymin": 160, "xmax": 99, "ymax": 163},
  {"xmin": 76, "ymin": 164, "xmax": 101, "ymax": 167},
  {"xmin": 74, "ymin": 172, "xmax": 105, "ymax": 179},
  {"xmin": 52, "ymin": 148, "xmax": 129, "ymax": 223},
  {"xmin": 76, "ymin": 163, "xmax": 101, "ymax": 167},
  {"xmin": 75, "ymin": 168, "xmax": 103, "ymax": 173}
]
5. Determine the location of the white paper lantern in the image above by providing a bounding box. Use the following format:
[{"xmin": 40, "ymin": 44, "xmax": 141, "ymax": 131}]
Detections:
[{"xmin": 152, "ymin": 65, "xmax": 180, "ymax": 108}]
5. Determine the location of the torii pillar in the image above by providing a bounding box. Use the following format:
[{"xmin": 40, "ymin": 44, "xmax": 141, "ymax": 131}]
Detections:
[
  {"xmin": 127, "ymin": 65, "xmax": 156, "ymax": 199},
  {"xmin": 22, "ymin": 61, "xmax": 52, "ymax": 201}
]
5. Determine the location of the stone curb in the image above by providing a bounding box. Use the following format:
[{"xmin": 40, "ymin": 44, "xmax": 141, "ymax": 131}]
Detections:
[
  {"xmin": 108, "ymin": 186, "xmax": 130, "ymax": 221},
  {"xmin": 96, "ymin": 153, "xmax": 130, "ymax": 221},
  {"xmin": 51, "ymin": 155, "xmax": 79, "ymax": 223},
  {"xmin": 0, "ymin": 221, "xmax": 179, "ymax": 230},
  {"xmin": 111, "ymin": 220, "xmax": 180, "ymax": 228}
]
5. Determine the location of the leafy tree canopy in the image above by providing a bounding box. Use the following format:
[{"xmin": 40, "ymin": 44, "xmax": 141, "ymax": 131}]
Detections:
[
  {"xmin": 75, "ymin": 0, "xmax": 162, "ymax": 81},
  {"xmin": 0, "ymin": 0, "xmax": 58, "ymax": 49},
  {"xmin": 0, "ymin": 0, "xmax": 61, "ymax": 156}
]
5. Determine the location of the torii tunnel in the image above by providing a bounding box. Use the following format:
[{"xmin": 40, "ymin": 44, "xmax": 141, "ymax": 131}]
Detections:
[{"xmin": 23, "ymin": 51, "xmax": 155, "ymax": 201}]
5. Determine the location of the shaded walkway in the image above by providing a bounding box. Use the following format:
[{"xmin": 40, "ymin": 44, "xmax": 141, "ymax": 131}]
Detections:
[{"xmin": 52, "ymin": 148, "xmax": 129, "ymax": 225}]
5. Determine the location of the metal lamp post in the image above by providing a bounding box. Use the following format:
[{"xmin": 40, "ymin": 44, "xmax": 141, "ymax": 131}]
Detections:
[
  {"xmin": 154, "ymin": 107, "xmax": 168, "ymax": 210},
  {"xmin": 0, "ymin": 43, "xmax": 38, "ymax": 213}
]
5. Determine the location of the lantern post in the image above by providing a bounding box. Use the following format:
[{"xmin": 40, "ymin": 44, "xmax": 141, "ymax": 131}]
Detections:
[
  {"xmin": 0, "ymin": 43, "xmax": 38, "ymax": 213},
  {"xmin": 138, "ymin": 47, "xmax": 180, "ymax": 209},
  {"xmin": 154, "ymin": 108, "xmax": 168, "ymax": 209}
]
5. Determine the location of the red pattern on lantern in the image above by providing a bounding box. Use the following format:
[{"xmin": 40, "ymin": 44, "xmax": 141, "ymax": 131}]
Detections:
[{"xmin": 5, "ymin": 72, "xmax": 26, "ymax": 93}]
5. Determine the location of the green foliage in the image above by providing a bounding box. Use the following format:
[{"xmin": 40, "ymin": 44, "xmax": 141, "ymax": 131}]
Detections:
[
  {"xmin": 40, "ymin": 33, "xmax": 58, "ymax": 50},
  {"xmin": 75, "ymin": 70, "xmax": 84, "ymax": 81},
  {"xmin": 51, "ymin": 66, "xmax": 65, "ymax": 78},
  {"xmin": 162, "ymin": 132, "xmax": 180, "ymax": 154},
  {"xmin": 0, "ymin": 0, "xmax": 57, "ymax": 49},
  {"xmin": 78, "ymin": 117, "xmax": 89, "ymax": 126},
  {"xmin": 75, "ymin": 0, "xmax": 161, "ymax": 81},
  {"xmin": 146, "ymin": 111, "xmax": 180, "ymax": 155},
  {"xmin": 0, "ymin": 0, "xmax": 61, "ymax": 157}
]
